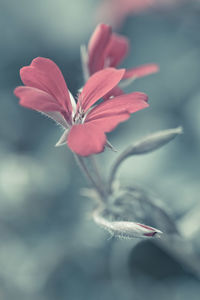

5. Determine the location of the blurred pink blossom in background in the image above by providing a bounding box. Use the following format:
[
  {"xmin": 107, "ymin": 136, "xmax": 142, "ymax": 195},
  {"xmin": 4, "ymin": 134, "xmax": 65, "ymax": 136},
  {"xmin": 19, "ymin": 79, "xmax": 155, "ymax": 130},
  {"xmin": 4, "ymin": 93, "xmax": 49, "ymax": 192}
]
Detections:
[{"xmin": 97, "ymin": 0, "xmax": 188, "ymax": 28}]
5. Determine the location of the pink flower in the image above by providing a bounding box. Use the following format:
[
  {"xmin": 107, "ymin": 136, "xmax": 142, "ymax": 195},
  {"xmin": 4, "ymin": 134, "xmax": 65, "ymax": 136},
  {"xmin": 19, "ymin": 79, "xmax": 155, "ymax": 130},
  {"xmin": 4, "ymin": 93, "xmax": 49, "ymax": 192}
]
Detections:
[
  {"xmin": 14, "ymin": 57, "xmax": 149, "ymax": 156},
  {"xmin": 86, "ymin": 23, "xmax": 159, "ymax": 97}
]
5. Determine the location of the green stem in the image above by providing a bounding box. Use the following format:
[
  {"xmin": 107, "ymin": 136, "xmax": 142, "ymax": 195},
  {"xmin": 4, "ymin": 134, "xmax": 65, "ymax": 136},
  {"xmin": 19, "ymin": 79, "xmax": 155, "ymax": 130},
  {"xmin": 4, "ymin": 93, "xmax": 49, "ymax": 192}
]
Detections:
[
  {"xmin": 90, "ymin": 156, "xmax": 105, "ymax": 186},
  {"xmin": 74, "ymin": 154, "xmax": 106, "ymax": 198}
]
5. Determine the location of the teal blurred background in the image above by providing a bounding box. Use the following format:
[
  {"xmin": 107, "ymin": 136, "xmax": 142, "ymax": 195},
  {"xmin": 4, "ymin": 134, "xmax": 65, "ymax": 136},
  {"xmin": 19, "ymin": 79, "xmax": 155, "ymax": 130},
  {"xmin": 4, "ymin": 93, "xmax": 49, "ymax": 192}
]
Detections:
[{"xmin": 1, "ymin": 0, "xmax": 200, "ymax": 299}]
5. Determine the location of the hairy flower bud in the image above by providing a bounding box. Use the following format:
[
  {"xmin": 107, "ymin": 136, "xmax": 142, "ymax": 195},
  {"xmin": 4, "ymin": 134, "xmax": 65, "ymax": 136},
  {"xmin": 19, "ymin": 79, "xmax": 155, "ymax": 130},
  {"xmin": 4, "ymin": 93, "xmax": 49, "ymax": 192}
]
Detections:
[{"xmin": 93, "ymin": 210, "xmax": 162, "ymax": 239}]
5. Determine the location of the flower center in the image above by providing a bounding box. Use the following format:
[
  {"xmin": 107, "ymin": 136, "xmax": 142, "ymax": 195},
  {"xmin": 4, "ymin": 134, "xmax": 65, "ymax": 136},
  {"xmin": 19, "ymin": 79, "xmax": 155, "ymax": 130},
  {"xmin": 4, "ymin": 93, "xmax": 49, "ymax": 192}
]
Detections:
[{"xmin": 73, "ymin": 108, "xmax": 85, "ymax": 124}]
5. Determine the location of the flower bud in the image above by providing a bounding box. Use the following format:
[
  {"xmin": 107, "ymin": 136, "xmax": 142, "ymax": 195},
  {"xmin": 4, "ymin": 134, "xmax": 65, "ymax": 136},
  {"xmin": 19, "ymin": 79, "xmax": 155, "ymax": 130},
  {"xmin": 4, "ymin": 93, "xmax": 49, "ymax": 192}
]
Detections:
[
  {"xmin": 109, "ymin": 127, "xmax": 183, "ymax": 188},
  {"xmin": 93, "ymin": 210, "xmax": 162, "ymax": 239},
  {"xmin": 124, "ymin": 126, "xmax": 183, "ymax": 156},
  {"xmin": 109, "ymin": 221, "xmax": 162, "ymax": 238}
]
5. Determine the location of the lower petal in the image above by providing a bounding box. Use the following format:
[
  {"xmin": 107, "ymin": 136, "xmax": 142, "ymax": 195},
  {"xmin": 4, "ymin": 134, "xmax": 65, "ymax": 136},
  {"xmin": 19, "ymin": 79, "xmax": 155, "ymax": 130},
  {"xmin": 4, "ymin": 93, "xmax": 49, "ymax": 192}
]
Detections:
[{"xmin": 67, "ymin": 123, "xmax": 106, "ymax": 156}]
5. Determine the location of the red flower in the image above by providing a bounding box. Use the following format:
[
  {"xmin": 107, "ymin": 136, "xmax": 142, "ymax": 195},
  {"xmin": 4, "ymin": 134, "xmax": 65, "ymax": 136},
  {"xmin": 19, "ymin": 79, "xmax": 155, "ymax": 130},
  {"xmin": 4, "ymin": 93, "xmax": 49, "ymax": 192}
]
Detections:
[
  {"xmin": 14, "ymin": 57, "xmax": 148, "ymax": 156},
  {"xmin": 86, "ymin": 24, "xmax": 159, "ymax": 97}
]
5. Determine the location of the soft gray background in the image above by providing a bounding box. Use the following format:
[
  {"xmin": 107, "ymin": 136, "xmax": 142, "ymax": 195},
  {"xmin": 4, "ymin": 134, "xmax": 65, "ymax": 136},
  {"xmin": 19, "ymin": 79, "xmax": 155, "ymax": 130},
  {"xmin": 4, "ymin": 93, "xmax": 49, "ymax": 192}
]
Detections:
[{"xmin": 0, "ymin": 0, "xmax": 200, "ymax": 299}]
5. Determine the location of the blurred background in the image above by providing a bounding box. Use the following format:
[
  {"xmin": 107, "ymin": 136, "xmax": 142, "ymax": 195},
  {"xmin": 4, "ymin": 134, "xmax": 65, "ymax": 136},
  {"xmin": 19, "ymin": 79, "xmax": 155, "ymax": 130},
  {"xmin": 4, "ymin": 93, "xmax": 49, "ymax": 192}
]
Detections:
[{"xmin": 1, "ymin": 0, "xmax": 200, "ymax": 299}]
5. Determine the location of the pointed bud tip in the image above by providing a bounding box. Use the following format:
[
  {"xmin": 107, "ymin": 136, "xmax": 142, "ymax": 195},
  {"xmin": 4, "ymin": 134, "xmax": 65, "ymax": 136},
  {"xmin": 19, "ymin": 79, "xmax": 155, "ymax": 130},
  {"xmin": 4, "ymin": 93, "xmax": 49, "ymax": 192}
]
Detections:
[
  {"xmin": 136, "ymin": 223, "xmax": 162, "ymax": 238},
  {"xmin": 144, "ymin": 229, "xmax": 162, "ymax": 237}
]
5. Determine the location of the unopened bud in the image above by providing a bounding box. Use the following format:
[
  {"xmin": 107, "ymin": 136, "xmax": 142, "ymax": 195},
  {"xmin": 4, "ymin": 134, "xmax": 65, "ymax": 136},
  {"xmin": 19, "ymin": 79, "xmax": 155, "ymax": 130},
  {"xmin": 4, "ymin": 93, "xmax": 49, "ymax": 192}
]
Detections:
[
  {"xmin": 109, "ymin": 127, "xmax": 183, "ymax": 188},
  {"xmin": 93, "ymin": 210, "xmax": 162, "ymax": 239},
  {"xmin": 125, "ymin": 126, "xmax": 183, "ymax": 155},
  {"xmin": 109, "ymin": 221, "xmax": 162, "ymax": 239}
]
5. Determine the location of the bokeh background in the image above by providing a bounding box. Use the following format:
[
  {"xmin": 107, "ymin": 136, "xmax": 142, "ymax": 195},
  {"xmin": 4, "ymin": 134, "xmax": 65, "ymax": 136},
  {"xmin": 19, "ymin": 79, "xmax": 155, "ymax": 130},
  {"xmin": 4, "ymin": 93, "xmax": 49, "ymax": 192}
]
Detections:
[{"xmin": 1, "ymin": 0, "xmax": 200, "ymax": 299}]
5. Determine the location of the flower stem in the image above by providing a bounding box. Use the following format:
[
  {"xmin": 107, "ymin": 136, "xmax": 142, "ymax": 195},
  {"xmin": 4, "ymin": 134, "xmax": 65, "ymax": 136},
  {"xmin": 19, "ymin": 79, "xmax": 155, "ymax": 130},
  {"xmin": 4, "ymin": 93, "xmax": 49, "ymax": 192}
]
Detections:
[
  {"xmin": 74, "ymin": 154, "xmax": 106, "ymax": 198},
  {"xmin": 79, "ymin": 45, "xmax": 108, "ymax": 200},
  {"xmin": 90, "ymin": 155, "xmax": 105, "ymax": 186},
  {"xmin": 108, "ymin": 151, "xmax": 128, "ymax": 192},
  {"xmin": 80, "ymin": 44, "xmax": 90, "ymax": 82}
]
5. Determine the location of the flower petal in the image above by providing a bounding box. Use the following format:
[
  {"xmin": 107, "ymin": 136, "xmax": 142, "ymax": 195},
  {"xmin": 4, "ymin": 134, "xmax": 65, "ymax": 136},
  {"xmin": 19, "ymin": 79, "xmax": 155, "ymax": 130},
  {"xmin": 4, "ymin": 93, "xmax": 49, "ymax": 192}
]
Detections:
[
  {"xmin": 123, "ymin": 63, "xmax": 159, "ymax": 79},
  {"xmin": 97, "ymin": 0, "xmax": 155, "ymax": 29},
  {"xmin": 87, "ymin": 92, "xmax": 148, "ymax": 119},
  {"xmin": 80, "ymin": 68, "xmax": 125, "ymax": 112},
  {"xmin": 14, "ymin": 86, "xmax": 62, "ymax": 111},
  {"xmin": 104, "ymin": 33, "xmax": 129, "ymax": 67},
  {"xmin": 85, "ymin": 92, "xmax": 148, "ymax": 132},
  {"xmin": 88, "ymin": 24, "xmax": 112, "ymax": 74},
  {"xmin": 67, "ymin": 123, "xmax": 106, "ymax": 156},
  {"xmin": 86, "ymin": 113, "xmax": 130, "ymax": 132},
  {"xmin": 103, "ymin": 86, "xmax": 124, "ymax": 100},
  {"xmin": 20, "ymin": 57, "xmax": 72, "ymax": 117}
]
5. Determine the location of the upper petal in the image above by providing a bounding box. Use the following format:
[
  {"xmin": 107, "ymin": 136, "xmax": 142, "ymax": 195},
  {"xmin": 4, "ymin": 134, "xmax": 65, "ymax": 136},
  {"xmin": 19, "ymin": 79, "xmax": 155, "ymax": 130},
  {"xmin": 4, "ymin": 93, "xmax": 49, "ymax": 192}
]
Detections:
[
  {"xmin": 104, "ymin": 33, "xmax": 129, "ymax": 67},
  {"xmin": 79, "ymin": 68, "xmax": 125, "ymax": 112},
  {"xmin": 86, "ymin": 113, "xmax": 130, "ymax": 133},
  {"xmin": 67, "ymin": 123, "xmax": 106, "ymax": 156},
  {"xmin": 88, "ymin": 24, "xmax": 112, "ymax": 74},
  {"xmin": 14, "ymin": 86, "xmax": 62, "ymax": 112},
  {"xmin": 123, "ymin": 63, "xmax": 159, "ymax": 79},
  {"xmin": 85, "ymin": 92, "xmax": 148, "ymax": 132},
  {"xmin": 103, "ymin": 86, "xmax": 124, "ymax": 100},
  {"xmin": 20, "ymin": 57, "xmax": 72, "ymax": 118},
  {"xmin": 87, "ymin": 92, "xmax": 148, "ymax": 118}
]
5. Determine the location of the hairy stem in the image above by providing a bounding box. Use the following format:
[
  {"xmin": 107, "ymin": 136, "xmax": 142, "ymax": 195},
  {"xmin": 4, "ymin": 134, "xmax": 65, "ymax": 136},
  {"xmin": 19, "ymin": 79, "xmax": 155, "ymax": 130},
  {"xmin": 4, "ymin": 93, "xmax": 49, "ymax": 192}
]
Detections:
[
  {"xmin": 74, "ymin": 154, "xmax": 106, "ymax": 198},
  {"xmin": 90, "ymin": 155, "xmax": 105, "ymax": 189}
]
